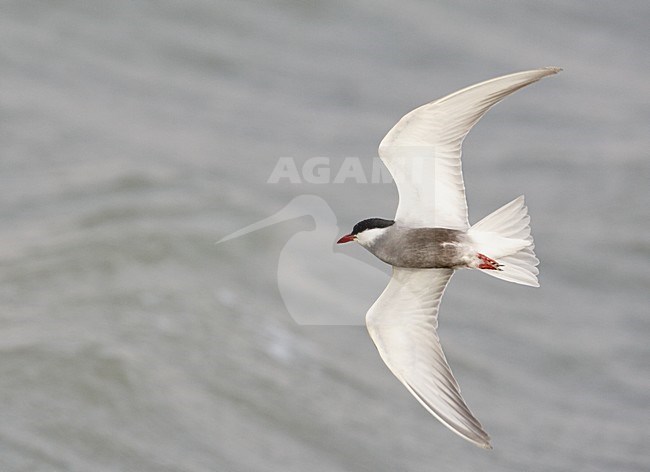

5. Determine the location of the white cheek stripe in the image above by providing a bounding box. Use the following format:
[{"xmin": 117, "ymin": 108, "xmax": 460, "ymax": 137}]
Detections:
[{"xmin": 356, "ymin": 227, "xmax": 389, "ymax": 246}]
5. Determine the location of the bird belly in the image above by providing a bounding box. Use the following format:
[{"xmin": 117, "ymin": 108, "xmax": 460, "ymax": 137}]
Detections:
[{"xmin": 370, "ymin": 228, "xmax": 471, "ymax": 268}]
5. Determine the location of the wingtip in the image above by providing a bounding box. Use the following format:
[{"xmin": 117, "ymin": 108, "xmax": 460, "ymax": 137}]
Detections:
[
  {"xmin": 544, "ymin": 66, "xmax": 563, "ymax": 74},
  {"xmin": 473, "ymin": 430, "xmax": 492, "ymax": 450},
  {"xmin": 468, "ymin": 434, "xmax": 492, "ymax": 450}
]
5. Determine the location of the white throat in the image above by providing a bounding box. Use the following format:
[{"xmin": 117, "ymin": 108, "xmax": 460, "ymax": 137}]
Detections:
[{"xmin": 355, "ymin": 227, "xmax": 390, "ymax": 248}]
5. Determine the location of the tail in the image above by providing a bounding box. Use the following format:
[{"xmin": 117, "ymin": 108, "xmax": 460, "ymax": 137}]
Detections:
[{"xmin": 467, "ymin": 196, "xmax": 539, "ymax": 287}]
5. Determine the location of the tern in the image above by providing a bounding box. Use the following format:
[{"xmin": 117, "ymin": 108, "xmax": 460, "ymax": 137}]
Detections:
[{"xmin": 337, "ymin": 67, "xmax": 561, "ymax": 449}]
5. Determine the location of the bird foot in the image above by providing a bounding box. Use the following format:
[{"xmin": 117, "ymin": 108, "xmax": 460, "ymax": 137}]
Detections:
[{"xmin": 477, "ymin": 253, "xmax": 503, "ymax": 271}]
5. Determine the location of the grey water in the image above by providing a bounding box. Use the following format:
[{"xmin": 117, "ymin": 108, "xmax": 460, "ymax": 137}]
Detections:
[{"xmin": 1, "ymin": 1, "xmax": 649, "ymax": 471}]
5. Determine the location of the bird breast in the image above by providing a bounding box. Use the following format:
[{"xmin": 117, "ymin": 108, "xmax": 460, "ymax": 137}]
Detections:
[{"xmin": 368, "ymin": 227, "xmax": 469, "ymax": 268}]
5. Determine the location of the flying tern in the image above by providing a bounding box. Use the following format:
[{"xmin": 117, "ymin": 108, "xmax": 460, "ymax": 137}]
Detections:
[{"xmin": 337, "ymin": 67, "xmax": 561, "ymax": 449}]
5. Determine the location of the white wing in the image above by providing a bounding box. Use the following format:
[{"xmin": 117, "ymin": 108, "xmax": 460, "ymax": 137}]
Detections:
[
  {"xmin": 366, "ymin": 268, "xmax": 492, "ymax": 449},
  {"xmin": 378, "ymin": 67, "xmax": 561, "ymax": 229}
]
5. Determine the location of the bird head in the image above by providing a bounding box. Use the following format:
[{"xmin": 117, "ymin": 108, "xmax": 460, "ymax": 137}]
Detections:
[{"xmin": 337, "ymin": 218, "xmax": 394, "ymax": 247}]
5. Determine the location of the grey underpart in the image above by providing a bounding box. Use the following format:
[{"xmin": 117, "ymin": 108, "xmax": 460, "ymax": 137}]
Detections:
[{"xmin": 367, "ymin": 226, "xmax": 469, "ymax": 268}]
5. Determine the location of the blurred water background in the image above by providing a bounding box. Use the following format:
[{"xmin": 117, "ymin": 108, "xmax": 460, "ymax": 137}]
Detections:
[{"xmin": 1, "ymin": 1, "xmax": 649, "ymax": 471}]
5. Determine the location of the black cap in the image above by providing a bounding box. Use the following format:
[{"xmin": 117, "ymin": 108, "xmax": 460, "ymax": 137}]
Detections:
[{"xmin": 351, "ymin": 218, "xmax": 395, "ymax": 235}]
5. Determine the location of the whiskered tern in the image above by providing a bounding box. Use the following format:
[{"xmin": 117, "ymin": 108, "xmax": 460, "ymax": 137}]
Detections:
[{"xmin": 337, "ymin": 67, "xmax": 561, "ymax": 449}]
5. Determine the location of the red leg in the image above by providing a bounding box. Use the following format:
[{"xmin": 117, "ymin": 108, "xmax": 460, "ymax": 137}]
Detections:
[{"xmin": 477, "ymin": 253, "xmax": 502, "ymax": 270}]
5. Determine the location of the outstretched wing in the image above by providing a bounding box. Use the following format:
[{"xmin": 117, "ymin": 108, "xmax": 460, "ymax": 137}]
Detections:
[
  {"xmin": 378, "ymin": 67, "xmax": 561, "ymax": 229},
  {"xmin": 366, "ymin": 267, "xmax": 492, "ymax": 449}
]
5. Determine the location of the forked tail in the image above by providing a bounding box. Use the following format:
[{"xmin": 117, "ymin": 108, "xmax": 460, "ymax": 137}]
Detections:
[{"xmin": 468, "ymin": 196, "xmax": 539, "ymax": 287}]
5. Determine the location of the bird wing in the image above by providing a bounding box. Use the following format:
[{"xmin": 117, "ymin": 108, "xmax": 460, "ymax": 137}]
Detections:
[
  {"xmin": 366, "ymin": 267, "xmax": 492, "ymax": 449},
  {"xmin": 378, "ymin": 67, "xmax": 561, "ymax": 229}
]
